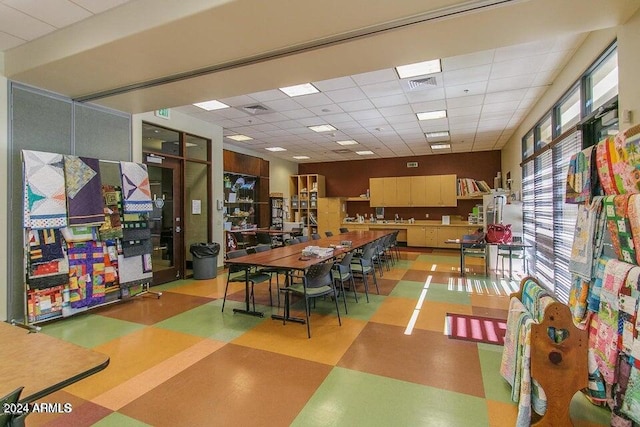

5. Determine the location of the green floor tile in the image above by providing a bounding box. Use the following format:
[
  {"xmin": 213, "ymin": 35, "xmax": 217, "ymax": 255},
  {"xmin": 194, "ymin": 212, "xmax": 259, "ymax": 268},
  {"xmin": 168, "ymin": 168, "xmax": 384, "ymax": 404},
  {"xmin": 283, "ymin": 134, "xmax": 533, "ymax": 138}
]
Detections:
[
  {"xmin": 392, "ymin": 259, "xmax": 413, "ymax": 269},
  {"xmin": 478, "ymin": 346, "xmax": 514, "ymax": 403},
  {"xmin": 154, "ymin": 299, "xmax": 266, "ymax": 342},
  {"xmin": 389, "ymin": 280, "xmax": 426, "ymax": 299},
  {"xmin": 151, "ymin": 279, "xmax": 198, "ymax": 292},
  {"xmin": 40, "ymin": 314, "xmax": 145, "ymax": 348},
  {"xmin": 293, "ymin": 367, "xmax": 489, "ymax": 427},
  {"xmin": 570, "ymin": 393, "xmax": 612, "ymax": 424},
  {"xmin": 93, "ymin": 412, "xmax": 152, "ymax": 427},
  {"xmin": 290, "ymin": 293, "xmax": 385, "ymax": 321},
  {"xmin": 415, "ymin": 254, "xmax": 460, "ymax": 263},
  {"xmin": 424, "ymin": 282, "xmax": 472, "ymax": 305}
]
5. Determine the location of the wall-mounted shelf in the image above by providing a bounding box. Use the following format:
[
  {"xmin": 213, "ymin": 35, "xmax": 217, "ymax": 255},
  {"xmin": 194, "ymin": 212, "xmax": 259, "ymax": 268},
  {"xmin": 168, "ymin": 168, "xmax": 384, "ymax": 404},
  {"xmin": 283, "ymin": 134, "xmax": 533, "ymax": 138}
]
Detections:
[{"xmin": 346, "ymin": 197, "xmax": 370, "ymax": 202}]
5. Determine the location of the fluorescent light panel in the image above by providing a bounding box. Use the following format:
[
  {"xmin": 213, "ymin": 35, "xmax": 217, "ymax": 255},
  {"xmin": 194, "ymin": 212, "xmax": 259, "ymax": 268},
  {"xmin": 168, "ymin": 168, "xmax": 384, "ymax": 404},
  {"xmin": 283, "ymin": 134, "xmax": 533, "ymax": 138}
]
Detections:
[
  {"xmin": 425, "ymin": 131, "xmax": 450, "ymax": 139},
  {"xmin": 356, "ymin": 150, "xmax": 374, "ymax": 155},
  {"xmin": 279, "ymin": 83, "xmax": 319, "ymax": 97},
  {"xmin": 417, "ymin": 110, "xmax": 447, "ymax": 121},
  {"xmin": 308, "ymin": 124, "xmax": 336, "ymax": 133},
  {"xmin": 430, "ymin": 143, "xmax": 451, "ymax": 150},
  {"xmin": 396, "ymin": 59, "xmax": 441, "ymax": 79},
  {"xmin": 336, "ymin": 140, "xmax": 358, "ymax": 146},
  {"xmin": 293, "ymin": 155, "xmax": 310, "ymax": 159},
  {"xmin": 265, "ymin": 147, "xmax": 287, "ymax": 152},
  {"xmin": 193, "ymin": 100, "xmax": 230, "ymax": 110},
  {"xmin": 227, "ymin": 134, "xmax": 253, "ymax": 141}
]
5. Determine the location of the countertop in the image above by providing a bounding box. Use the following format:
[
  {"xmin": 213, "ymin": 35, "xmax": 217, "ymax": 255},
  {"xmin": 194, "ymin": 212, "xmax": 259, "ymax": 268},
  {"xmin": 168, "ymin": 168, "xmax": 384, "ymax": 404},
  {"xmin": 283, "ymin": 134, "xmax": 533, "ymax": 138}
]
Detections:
[{"xmin": 343, "ymin": 220, "xmax": 478, "ymax": 228}]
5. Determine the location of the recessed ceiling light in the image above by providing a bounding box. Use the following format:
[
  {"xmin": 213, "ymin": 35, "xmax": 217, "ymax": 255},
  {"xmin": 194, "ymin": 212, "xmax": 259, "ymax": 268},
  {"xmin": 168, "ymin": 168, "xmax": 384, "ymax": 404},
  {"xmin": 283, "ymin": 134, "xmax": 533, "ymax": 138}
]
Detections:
[
  {"xmin": 308, "ymin": 124, "xmax": 337, "ymax": 133},
  {"xmin": 395, "ymin": 59, "xmax": 442, "ymax": 79},
  {"xmin": 356, "ymin": 150, "xmax": 374, "ymax": 155},
  {"xmin": 417, "ymin": 110, "xmax": 447, "ymax": 121},
  {"xmin": 425, "ymin": 131, "xmax": 450, "ymax": 139},
  {"xmin": 279, "ymin": 83, "xmax": 319, "ymax": 97},
  {"xmin": 265, "ymin": 147, "xmax": 287, "ymax": 152},
  {"xmin": 336, "ymin": 140, "xmax": 358, "ymax": 146},
  {"xmin": 430, "ymin": 143, "xmax": 451, "ymax": 150},
  {"xmin": 226, "ymin": 134, "xmax": 253, "ymax": 141},
  {"xmin": 293, "ymin": 156, "xmax": 310, "ymax": 159},
  {"xmin": 192, "ymin": 100, "xmax": 230, "ymax": 111}
]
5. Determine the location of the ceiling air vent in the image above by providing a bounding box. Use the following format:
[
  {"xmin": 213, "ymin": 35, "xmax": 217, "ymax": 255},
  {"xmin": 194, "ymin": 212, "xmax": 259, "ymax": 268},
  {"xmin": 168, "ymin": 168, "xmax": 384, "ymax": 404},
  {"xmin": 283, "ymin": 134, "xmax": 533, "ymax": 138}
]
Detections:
[
  {"xmin": 239, "ymin": 103, "xmax": 271, "ymax": 115},
  {"xmin": 407, "ymin": 76, "xmax": 437, "ymax": 90},
  {"xmin": 332, "ymin": 149, "xmax": 351, "ymax": 154}
]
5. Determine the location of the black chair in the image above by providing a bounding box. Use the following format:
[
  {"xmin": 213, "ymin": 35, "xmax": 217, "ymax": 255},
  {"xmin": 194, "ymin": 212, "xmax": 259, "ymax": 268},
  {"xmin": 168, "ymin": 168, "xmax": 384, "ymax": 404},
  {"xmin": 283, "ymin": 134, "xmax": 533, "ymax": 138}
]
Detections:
[
  {"xmin": 290, "ymin": 227, "xmax": 304, "ymax": 238},
  {"xmin": 0, "ymin": 386, "xmax": 25, "ymax": 427},
  {"xmin": 325, "ymin": 231, "xmax": 334, "ymax": 237},
  {"xmin": 298, "ymin": 235, "xmax": 310, "ymax": 243},
  {"xmin": 281, "ymin": 262, "xmax": 341, "ymax": 338},
  {"xmin": 311, "ymin": 233, "xmax": 321, "ymax": 240},
  {"xmin": 285, "ymin": 238, "xmax": 301, "ymax": 245},
  {"xmin": 339, "ymin": 227, "xmax": 349, "ymax": 234},
  {"xmin": 256, "ymin": 231, "xmax": 274, "ymax": 247},
  {"xmin": 461, "ymin": 234, "xmax": 488, "ymax": 276},
  {"xmin": 222, "ymin": 249, "xmax": 273, "ymax": 312}
]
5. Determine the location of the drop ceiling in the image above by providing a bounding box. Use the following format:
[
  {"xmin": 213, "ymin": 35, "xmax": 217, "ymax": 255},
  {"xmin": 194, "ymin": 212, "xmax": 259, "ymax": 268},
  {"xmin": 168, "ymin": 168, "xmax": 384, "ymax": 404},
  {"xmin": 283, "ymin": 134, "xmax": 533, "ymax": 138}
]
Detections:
[{"xmin": 1, "ymin": 0, "xmax": 638, "ymax": 163}]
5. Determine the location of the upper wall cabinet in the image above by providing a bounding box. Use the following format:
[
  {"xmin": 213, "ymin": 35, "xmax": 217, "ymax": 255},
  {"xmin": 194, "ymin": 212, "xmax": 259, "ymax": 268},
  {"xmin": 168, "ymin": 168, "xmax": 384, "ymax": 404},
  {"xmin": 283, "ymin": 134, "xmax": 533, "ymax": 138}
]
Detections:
[{"xmin": 369, "ymin": 174, "xmax": 457, "ymax": 207}]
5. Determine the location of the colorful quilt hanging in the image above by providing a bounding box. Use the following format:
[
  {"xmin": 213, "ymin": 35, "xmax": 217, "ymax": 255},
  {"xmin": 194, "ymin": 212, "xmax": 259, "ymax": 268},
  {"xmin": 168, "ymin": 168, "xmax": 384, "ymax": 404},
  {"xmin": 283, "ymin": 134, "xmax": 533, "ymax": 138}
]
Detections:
[
  {"xmin": 119, "ymin": 161, "xmax": 153, "ymax": 213},
  {"xmin": 23, "ymin": 150, "xmax": 68, "ymax": 229},
  {"xmin": 566, "ymin": 145, "xmax": 597, "ymax": 204},
  {"xmin": 99, "ymin": 185, "xmax": 124, "ymax": 240},
  {"xmin": 604, "ymin": 195, "xmax": 636, "ymax": 264},
  {"xmin": 64, "ymin": 155, "xmax": 105, "ymax": 226},
  {"xmin": 67, "ymin": 241, "xmax": 106, "ymax": 308}
]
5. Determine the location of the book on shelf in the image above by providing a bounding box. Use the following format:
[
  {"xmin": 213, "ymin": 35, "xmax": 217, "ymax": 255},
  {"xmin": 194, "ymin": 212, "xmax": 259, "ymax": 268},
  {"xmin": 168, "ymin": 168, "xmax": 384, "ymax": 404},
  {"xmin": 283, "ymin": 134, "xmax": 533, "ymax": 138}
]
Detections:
[{"xmin": 457, "ymin": 178, "xmax": 491, "ymax": 197}]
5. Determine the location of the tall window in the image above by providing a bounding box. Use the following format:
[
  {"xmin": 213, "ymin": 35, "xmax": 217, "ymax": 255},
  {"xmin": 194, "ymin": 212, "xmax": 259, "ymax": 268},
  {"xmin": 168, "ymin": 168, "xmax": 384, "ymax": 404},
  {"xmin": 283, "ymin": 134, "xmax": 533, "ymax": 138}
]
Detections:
[{"xmin": 522, "ymin": 42, "xmax": 617, "ymax": 303}]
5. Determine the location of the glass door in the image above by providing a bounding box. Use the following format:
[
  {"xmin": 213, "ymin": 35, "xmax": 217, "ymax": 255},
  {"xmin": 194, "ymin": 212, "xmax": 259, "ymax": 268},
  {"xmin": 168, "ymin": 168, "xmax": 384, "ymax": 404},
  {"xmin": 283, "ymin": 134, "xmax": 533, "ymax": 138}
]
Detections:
[{"xmin": 145, "ymin": 156, "xmax": 183, "ymax": 284}]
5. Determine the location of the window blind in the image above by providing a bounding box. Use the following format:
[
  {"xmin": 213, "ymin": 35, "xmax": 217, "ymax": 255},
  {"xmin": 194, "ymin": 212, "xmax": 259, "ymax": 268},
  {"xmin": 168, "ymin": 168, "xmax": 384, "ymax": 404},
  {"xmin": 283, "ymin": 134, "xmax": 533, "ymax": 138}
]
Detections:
[
  {"xmin": 534, "ymin": 150, "xmax": 555, "ymax": 292},
  {"xmin": 552, "ymin": 130, "xmax": 581, "ymax": 303}
]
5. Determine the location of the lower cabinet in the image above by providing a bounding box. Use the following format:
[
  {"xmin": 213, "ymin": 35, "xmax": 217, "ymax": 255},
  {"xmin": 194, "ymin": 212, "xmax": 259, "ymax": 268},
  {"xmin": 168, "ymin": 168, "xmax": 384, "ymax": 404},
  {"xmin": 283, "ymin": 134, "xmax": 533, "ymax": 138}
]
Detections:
[{"xmin": 406, "ymin": 225, "xmax": 477, "ymax": 248}]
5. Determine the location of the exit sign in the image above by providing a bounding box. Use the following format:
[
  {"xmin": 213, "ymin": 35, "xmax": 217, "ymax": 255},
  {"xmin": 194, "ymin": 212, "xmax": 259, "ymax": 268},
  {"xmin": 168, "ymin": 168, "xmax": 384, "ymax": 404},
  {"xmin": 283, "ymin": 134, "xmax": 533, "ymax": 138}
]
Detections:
[
  {"xmin": 407, "ymin": 162, "xmax": 418, "ymax": 168},
  {"xmin": 154, "ymin": 108, "xmax": 170, "ymax": 119}
]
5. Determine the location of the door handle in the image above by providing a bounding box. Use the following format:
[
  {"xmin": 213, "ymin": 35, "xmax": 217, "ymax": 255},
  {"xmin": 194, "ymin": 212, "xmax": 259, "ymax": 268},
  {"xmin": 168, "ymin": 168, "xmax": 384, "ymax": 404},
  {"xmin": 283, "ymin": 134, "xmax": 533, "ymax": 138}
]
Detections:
[{"xmin": 175, "ymin": 226, "xmax": 181, "ymax": 233}]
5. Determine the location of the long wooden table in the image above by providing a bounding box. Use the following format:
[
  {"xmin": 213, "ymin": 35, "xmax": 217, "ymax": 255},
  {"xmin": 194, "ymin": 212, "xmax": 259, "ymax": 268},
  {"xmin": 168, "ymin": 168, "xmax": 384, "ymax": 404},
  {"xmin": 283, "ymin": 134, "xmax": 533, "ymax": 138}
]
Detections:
[
  {"xmin": 0, "ymin": 321, "xmax": 110, "ymax": 403},
  {"xmin": 225, "ymin": 230, "xmax": 395, "ymax": 318}
]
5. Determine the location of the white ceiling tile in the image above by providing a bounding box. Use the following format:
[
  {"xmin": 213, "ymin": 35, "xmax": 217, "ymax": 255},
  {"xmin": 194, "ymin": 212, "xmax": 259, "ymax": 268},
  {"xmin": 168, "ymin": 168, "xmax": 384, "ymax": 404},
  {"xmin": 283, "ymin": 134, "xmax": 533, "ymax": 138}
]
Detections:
[
  {"xmin": 410, "ymin": 99, "xmax": 447, "ymax": 114},
  {"xmin": 275, "ymin": 120, "xmax": 304, "ymax": 130},
  {"xmin": 481, "ymin": 100, "xmax": 520, "ymax": 114},
  {"xmin": 322, "ymin": 113, "xmax": 355, "ymax": 124},
  {"xmin": 445, "ymin": 81, "xmax": 488, "ymax": 99},
  {"xmin": 484, "ymin": 89, "xmax": 528, "ymax": 104},
  {"xmin": 370, "ymin": 94, "xmax": 409, "ymax": 108},
  {"xmin": 448, "ymin": 105, "xmax": 482, "ymax": 117},
  {"xmin": 297, "ymin": 117, "xmax": 329, "ymax": 127},
  {"xmin": 539, "ymin": 50, "xmax": 573, "ymax": 71},
  {"xmin": 385, "ymin": 113, "xmax": 417, "ymax": 125},
  {"xmin": 216, "ymin": 95, "xmax": 256, "ymax": 107},
  {"xmin": 404, "ymin": 88, "xmax": 446, "ymax": 103},
  {"xmin": 281, "ymin": 109, "xmax": 315, "ymax": 120},
  {"xmin": 494, "ymin": 39, "xmax": 556, "ymax": 62},
  {"xmin": 252, "ymin": 112, "xmax": 289, "ymax": 123},
  {"xmin": 307, "ymin": 104, "xmax": 344, "ymax": 115},
  {"xmin": 356, "ymin": 117, "xmax": 389, "ymax": 129},
  {"xmin": 377, "ymin": 105, "xmax": 413, "ymax": 117},
  {"xmin": 487, "ymin": 74, "xmax": 536, "ymax": 92},
  {"xmin": 313, "ymin": 76, "xmax": 357, "ymax": 91},
  {"xmin": 490, "ymin": 56, "xmax": 544, "ymax": 80},
  {"xmin": 325, "ymin": 87, "xmax": 367, "ymax": 103},
  {"xmin": 214, "ymin": 108, "xmax": 251, "ymax": 119},
  {"xmin": 532, "ymin": 69, "xmax": 557, "ymax": 86},
  {"xmin": 340, "ymin": 99, "xmax": 375, "ymax": 112},
  {"xmin": 480, "ymin": 111, "xmax": 514, "ymax": 122},
  {"xmin": 250, "ymin": 123, "xmax": 282, "ymax": 132},
  {"xmin": 448, "ymin": 116, "xmax": 479, "ymax": 129},
  {"xmin": 293, "ymin": 93, "xmax": 334, "ymax": 108},
  {"xmin": 4, "ymin": 0, "xmax": 92, "ymax": 28},
  {"xmin": 0, "ymin": 3, "xmax": 54, "ymax": 40},
  {"xmin": 351, "ymin": 68, "xmax": 398, "ymax": 86},
  {"xmin": 215, "ymin": 119, "xmax": 246, "ymax": 128},
  {"xmin": 334, "ymin": 120, "xmax": 362, "ymax": 130},
  {"xmin": 392, "ymin": 121, "xmax": 421, "ymax": 131},
  {"xmin": 262, "ymin": 98, "xmax": 304, "ymax": 112},
  {"xmin": 248, "ymin": 89, "xmax": 288, "ymax": 102},
  {"xmin": 477, "ymin": 118, "xmax": 510, "ymax": 130},
  {"xmin": 446, "ymin": 94, "xmax": 484, "ymax": 109},
  {"xmin": 349, "ymin": 109, "xmax": 383, "ymax": 121},
  {"xmin": 442, "ymin": 65, "xmax": 491, "ymax": 86},
  {"xmin": 442, "ymin": 49, "xmax": 495, "ymax": 71},
  {"xmin": 0, "ymin": 30, "xmax": 25, "ymax": 50},
  {"xmin": 419, "ymin": 118, "xmax": 449, "ymax": 132},
  {"xmin": 70, "ymin": 0, "xmax": 129, "ymax": 14},
  {"xmin": 359, "ymin": 80, "xmax": 402, "ymax": 98}
]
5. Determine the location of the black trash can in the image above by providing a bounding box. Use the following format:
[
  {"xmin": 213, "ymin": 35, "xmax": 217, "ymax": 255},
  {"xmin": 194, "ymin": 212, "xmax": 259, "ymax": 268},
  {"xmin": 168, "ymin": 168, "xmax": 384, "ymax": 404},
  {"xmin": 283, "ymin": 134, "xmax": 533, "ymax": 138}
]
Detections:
[{"xmin": 190, "ymin": 242, "xmax": 221, "ymax": 279}]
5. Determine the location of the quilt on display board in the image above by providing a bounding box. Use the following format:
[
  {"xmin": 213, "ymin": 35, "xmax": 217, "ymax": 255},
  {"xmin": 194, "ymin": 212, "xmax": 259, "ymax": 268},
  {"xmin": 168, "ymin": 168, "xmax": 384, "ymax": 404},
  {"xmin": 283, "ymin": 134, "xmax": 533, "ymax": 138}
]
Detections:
[
  {"xmin": 64, "ymin": 155, "xmax": 105, "ymax": 226},
  {"xmin": 99, "ymin": 185, "xmax": 124, "ymax": 240},
  {"xmin": 570, "ymin": 197, "xmax": 605, "ymax": 280},
  {"xmin": 27, "ymin": 228, "xmax": 69, "ymax": 290},
  {"xmin": 119, "ymin": 161, "xmax": 153, "ymax": 213},
  {"xmin": 604, "ymin": 195, "xmax": 636, "ymax": 264},
  {"xmin": 611, "ymin": 127, "xmax": 640, "ymax": 194},
  {"xmin": 67, "ymin": 241, "xmax": 106, "ymax": 308},
  {"xmin": 61, "ymin": 226, "xmax": 96, "ymax": 243},
  {"xmin": 626, "ymin": 194, "xmax": 640, "ymax": 266},
  {"xmin": 23, "ymin": 150, "xmax": 68, "ymax": 229},
  {"xmin": 27, "ymin": 285, "xmax": 64, "ymax": 323},
  {"xmin": 566, "ymin": 145, "xmax": 598, "ymax": 204}
]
